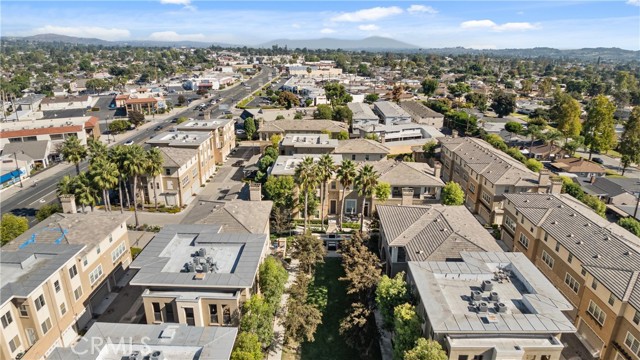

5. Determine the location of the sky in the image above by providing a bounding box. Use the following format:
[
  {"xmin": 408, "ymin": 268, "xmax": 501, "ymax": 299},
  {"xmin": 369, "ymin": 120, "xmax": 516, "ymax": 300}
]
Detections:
[{"xmin": 2, "ymin": 1, "xmax": 639, "ymax": 50}]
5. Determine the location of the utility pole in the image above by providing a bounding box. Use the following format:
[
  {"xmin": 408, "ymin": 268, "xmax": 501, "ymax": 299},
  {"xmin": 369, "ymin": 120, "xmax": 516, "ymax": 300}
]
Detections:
[{"xmin": 13, "ymin": 152, "xmax": 23, "ymax": 188}]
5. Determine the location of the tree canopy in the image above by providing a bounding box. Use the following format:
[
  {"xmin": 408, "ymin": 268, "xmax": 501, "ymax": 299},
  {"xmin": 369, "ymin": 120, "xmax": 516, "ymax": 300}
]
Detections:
[
  {"xmin": 1, "ymin": 213, "xmax": 29, "ymax": 245},
  {"xmin": 441, "ymin": 181, "xmax": 465, "ymax": 206}
]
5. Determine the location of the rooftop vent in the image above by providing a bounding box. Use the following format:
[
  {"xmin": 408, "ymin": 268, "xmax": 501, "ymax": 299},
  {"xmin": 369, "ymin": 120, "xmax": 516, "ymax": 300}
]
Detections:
[
  {"xmin": 127, "ymin": 351, "xmax": 142, "ymax": 360},
  {"xmin": 624, "ymin": 251, "xmax": 631, "ymax": 256},
  {"xmin": 490, "ymin": 291, "xmax": 499, "ymax": 301},
  {"xmin": 568, "ymin": 234, "xmax": 574, "ymax": 238},
  {"xmin": 571, "ymin": 213, "xmax": 577, "ymax": 217},
  {"xmin": 482, "ymin": 280, "xmax": 493, "ymax": 291},
  {"xmin": 150, "ymin": 350, "xmax": 165, "ymax": 360},
  {"xmin": 594, "ymin": 254, "xmax": 602, "ymax": 259},
  {"xmin": 496, "ymin": 302, "xmax": 508, "ymax": 313},
  {"xmin": 477, "ymin": 302, "xmax": 488, "ymax": 313},
  {"xmin": 552, "ymin": 221, "xmax": 558, "ymax": 225},
  {"xmin": 585, "ymin": 223, "xmax": 591, "ymax": 227},
  {"xmin": 576, "ymin": 240, "xmax": 584, "ymax": 245},
  {"xmin": 471, "ymin": 290, "xmax": 482, "ymax": 301},
  {"xmin": 603, "ymin": 236, "xmax": 609, "ymax": 241}
]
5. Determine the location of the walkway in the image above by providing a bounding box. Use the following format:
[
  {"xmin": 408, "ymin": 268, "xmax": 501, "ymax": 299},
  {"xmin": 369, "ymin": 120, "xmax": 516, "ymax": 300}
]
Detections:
[{"xmin": 267, "ymin": 258, "xmax": 300, "ymax": 360}]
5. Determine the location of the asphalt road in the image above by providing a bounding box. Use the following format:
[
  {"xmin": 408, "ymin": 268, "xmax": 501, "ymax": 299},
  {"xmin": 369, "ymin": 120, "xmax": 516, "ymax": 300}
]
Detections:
[{"xmin": 1, "ymin": 66, "xmax": 275, "ymax": 225}]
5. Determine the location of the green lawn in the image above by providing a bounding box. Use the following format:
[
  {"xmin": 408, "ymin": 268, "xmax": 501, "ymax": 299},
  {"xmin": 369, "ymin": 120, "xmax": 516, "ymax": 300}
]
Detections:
[{"xmin": 301, "ymin": 258, "xmax": 382, "ymax": 360}]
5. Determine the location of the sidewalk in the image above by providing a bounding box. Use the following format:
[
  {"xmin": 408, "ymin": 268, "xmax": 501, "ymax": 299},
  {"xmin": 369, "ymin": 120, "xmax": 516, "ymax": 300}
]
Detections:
[
  {"xmin": 267, "ymin": 258, "xmax": 300, "ymax": 360},
  {"xmin": 0, "ymin": 162, "xmax": 74, "ymax": 200}
]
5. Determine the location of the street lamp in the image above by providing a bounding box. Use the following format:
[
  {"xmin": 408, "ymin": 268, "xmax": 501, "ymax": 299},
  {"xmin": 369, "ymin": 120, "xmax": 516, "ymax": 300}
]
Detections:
[{"xmin": 13, "ymin": 151, "xmax": 24, "ymax": 188}]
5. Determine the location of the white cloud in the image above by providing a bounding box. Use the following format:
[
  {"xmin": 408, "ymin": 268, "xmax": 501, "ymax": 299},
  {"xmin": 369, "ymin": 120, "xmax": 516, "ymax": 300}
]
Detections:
[
  {"xmin": 460, "ymin": 19, "xmax": 539, "ymax": 32},
  {"xmin": 292, "ymin": 23, "xmax": 301, "ymax": 29},
  {"xmin": 331, "ymin": 6, "xmax": 403, "ymax": 22},
  {"xmin": 358, "ymin": 24, "xmax": 380, "ymax": 31},
  {"xmin": 517, "ymin": 11, "xmax": 525, "ymax": 15},
  {"xmin": 627, "ymin": 0, "xmax": 640, "ymax": 6},
  {"xmin": 31, "ymin": 25, "xmax": 130, "ymax": 40},
  {"xmin": 320, "ymin": 28, "xmax": 336, "ymax": 34},
  {"xmin": 407, "ymin": 5, "xmax": 438, "ymax": 14},
  {"xmin": 160, "ymin": 0, "xmax": 190, "ymax": 5},
  {"xmin": 149, "ymin": 31, "xmax": 205, "ymax": 41}
]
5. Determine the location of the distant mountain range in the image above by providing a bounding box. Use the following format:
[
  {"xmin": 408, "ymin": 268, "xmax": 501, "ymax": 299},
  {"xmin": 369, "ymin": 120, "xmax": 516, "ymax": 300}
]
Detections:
[{"xmin": 4, "ymin": 33, "xmax": 639, "ymax": 61}]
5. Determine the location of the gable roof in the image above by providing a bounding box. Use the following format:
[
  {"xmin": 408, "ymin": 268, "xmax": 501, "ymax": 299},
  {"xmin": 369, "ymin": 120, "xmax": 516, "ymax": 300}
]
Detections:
[
  {"xmin": 334, "ymin": 139, "xmax": 391, "ymax": 155},
  {"xmin": 257, "ymin": 119, "xmax": 347, "ymax": 134},
  {"xmin": 193, "ymin": 200, "xmax": 273, "ymax": 234},
  {"xmin": 159, "ymin": 147, "xmax": 198, "ymax": 168},
  {"xmin": 2, "ymin": 140, "xmax": 50, "ymax": 160},
  {"xmin": 551, "ymin": 157, "xmax": 606, "ymax": 173},
  {"xmin": 372, "ymin": 161, "xmax": 444, "ymax": 187},
  {"xmin": 399, "ymin": 100, "xmax": 445, "ymax": 119}
]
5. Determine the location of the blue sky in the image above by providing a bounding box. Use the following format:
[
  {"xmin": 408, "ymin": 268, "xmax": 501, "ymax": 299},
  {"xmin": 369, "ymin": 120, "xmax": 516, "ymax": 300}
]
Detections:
[{"xmin": 2, "ymin": 1, "xmax": 639, "ymax": 49}]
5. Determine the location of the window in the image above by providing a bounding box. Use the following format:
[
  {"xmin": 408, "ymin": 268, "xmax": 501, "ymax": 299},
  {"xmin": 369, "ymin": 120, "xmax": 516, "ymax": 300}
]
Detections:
[
  {"xmin": 351, "ymin": 154, "xmax": 356, "ymax": 160},
  {"xmin": 458, "ymin": 356, "xmax": 469, "ymax": 360},
  {"xmin": 181, "ymin": 176, "xmax": 189, "ymax": 186},
  {"xmin": 626, "ymin": 332, "xmax": 640, "ymax": 356},
  {"xmin": 112, "ymin": 243, "xmax": 127, "ymax": 263},
  {"xmin": 35, "ymin": 294, "xmax": 46, "ymax": 310},
  {"xmin": 69, "ymin": 265, "xmax": 78, "ymax": 278},
  {"xmin": 504, "ymin": 216, "xmax": 516, "ymax": 232},
  {"xmin": 82, "ymin": 256, "xmax": 88, "ymax": 266},
  {"xmin": 60, "ymin": 302, "xmax": 67, "ymax": 315},
  {"xmin": 165, "ymin": 168, "xmax": 171, "ymax": 176},
  {"xmin": 541, "ymin": 250, "xmax": 555, "ymax": 269},
  {"xmin": 96, "ymin": 246, "xmax": 101, "ymax": 254},
  {"xmin": 330, "ymin": 181, "xmax": 336, "ymax": 190},
  {"xmin": 74, "ymin": 286, "xmax": 83, "ymax": 300},
  {"xmin": 345, "ymin": 199, "xmax": 357, "ymax": 214},
  {"xmin": 608, "ymin": 294, "xmax": 615, "ymax": 306},
  {"xmin": 109, "ymin": 235, "xmax": 113, "ymax": 243},
  {"xmin": 89, "ymin": 265, "xmax": 104, "ymax": 285},
  {"xmin": 592, "ymin": 279, "xmax": 598, "ymax": 290},
  {"xmin": 587, "ymin": 300, "xmax": 606, "ymax": 326},
  {"xmin": 564, "ymin": 273, "xmax": 580, "ymax": 294},
  {"xmin": 481, "ymin": 192, "xmax": 492, "ymax": 204},
  {"xmin": 568, "ymin": 254, "xmax": 573, "ymax": 263},
  {"xmin": 209, "ymin": 304, "xmax": 218, "ymax": 324},
  {"xmin": 555, "ymin": 243, "xmax": 560, "ymax": 252},
  {"xmin": 473, "ymin": 356, "xmax": 484, "ymax": 360},
  {"xmin": 397, "ymin": 247, "xmax": 406, "ymax": 262},
  {"xmin": 634, "ymin": 311, "xmax": 640, "ymax": 325},
  {"xmin": 521, "ymin": 216, "xmax": 525, "ymax": 224},
  {"xmin": 54, "ymin": 280, "xmax": 61, "ymax": 293},
  {"xmin": 8, "ymin": 335, "xmax": 20, "ymax": 353},
  {"xmin": 365, "ymin": 154, "xmax": 370, "ymax": 161},
  {"xmin": 153, "ymin": 302, "xmax": 162, "ymax": 322},
  {"xmin": 518, "ymin": 233, "xmax": 530, "ymax": 249},
  {"xmin": 469, "ymin": 183, "xmax": 475, "ymax": 193},
  {"xmin": 41, "ymin": 317, "xmax": 52, "ymax": 334},
  {"xmin": 19, "ymin": 304, "xmax": 28, "ymax": 317},
  {"xmin": 1, "ymin": 311, "xmax": 13, "ymax": 328},
  {"xmin": 544, "ymin": 233, "xmax": 548, "ymax": 242},
  {"xmin": 581, "ymin": 269, "xmax": 587, "ymax": 277}
]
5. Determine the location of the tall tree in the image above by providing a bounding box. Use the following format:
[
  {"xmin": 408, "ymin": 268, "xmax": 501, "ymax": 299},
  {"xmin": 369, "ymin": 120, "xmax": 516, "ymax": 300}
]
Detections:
[
  {"xmin": 230, "ymin": 333, "xmax": 262, "ymax": 360},
  {"xmin": 60, "ymin": 136, "xmax": 87, "ymax": 175},
  {"xmin": 355, "ymin": 164, "xmax": 380, "ymax": 232},
  {"xmin": 317, "ymin": 154, "xmax": 336, "ymax": 230},
  {"xmin": 504, "ymin": 121, "xmax": 523, "ymax": 143},
  {"xmin": 122, "ymin": 145, "xmax": 147, "ymax": 227},
  {"xmin": 441, "ymin": 182, "xmax": 464, "ymax": 206},
  {"xmin": 393, "ymin": 303, "xmax": 422, "ymax": 360},
  {"xmin": 145, "ymin": 148, "xmax": 164, "ymax": 209},
  {"xmin": 404, "ymin": 338, "xmax": 448, "ymax": 360},
  {"xmin": 619, "ymin": 107, "xmax": 640, "ymax": 175},
  {"xmin": 109, "ymin": 145, "xmax": 129, "ymax": 213},
  {"xmin": 392, "ymin": 85, "xmax": 404, "ymax": 104},
  {"xmin": 244, "ymin": 117, "xmax": 256, "ymax": 140},
  {"xmin": 89, "ymin": 157, "xmax": 119, "ymax": 212},
  {"xmin": 337, "ymin": 159, "xmax": 357, "ymax": 229},
  {"xmin": 87, "ymin": 138, "xmax": 108, "ymax": 163},
  {"xmin": 1, "ymin": 213, "xmax": 29, "ymax": 245},
  {"xmin": 542, "ymin": 129, "xmax": 563, "ymax": 159},
  {"xmin": 550, "ymin": 92, "xmax": 582, "ymax": 142},
  {"xmin": 294, "ymin": 157, "xmax": 319, "ymax": 232},
  {"xmin": 291, "ymin": 232, "xmax": 326, "ymax": 274},
  {"xmin": 339, "ymin": 233, "xmax": 382, "ymax": 301},
  {"xmin": 584, "ymin": 95, "xmax": 616, "ymax": 160},
  {"xmin": 240, "ymin": 295, "xmax": 274, "ymax": 348},
  {"xmin": 421, "ymin": 78, "xmax": 438, "ymax": 96},
  {"xmin": 324, "ymin": 82, "xmax": 352, "ymax": 108},
  {"xmin": 74, "ymin": 173, "xmax": 99, "ymax": 213},
  {"xmin": 490, "ymin": 90, "xmax": 516, "ymax": 117},
  {"xmin": 259, "ymin": 256, "xmax": 288, "ymax": 311},
  {"xmin": 376, "ymin": 272, "xmax": 409, "ymax": 328}
]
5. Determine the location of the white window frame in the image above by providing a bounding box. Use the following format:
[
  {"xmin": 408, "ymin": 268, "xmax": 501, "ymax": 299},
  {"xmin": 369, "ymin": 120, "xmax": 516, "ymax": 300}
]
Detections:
[
  {"xmin": 35, "ymin": 294, "xmax": 46, "ymax": 311},
  {"xmin": 626, "ymin": 332, "xmax": 640, "ymax": 356},
  {"xmin": 8, "ymin": 335, "xmax": 20, "ymax": 353},
  {"xmin": 74, "ymin": 286, "xmax": 83, "ymax": 300},
  {"xmin": 111, "ymin": 242, "xmax": 126, "ymax": 263},
  {"xmin": 481, "ymin": 191, "xmax": 492, "ymax": 204},
  {"xmin": 587, "ymin": 300, "xmax": 606, "ymax": 326},
  {"xmin": 345, "ymin": 199, "xmax": 357, "ymax": 214},
  {"xmin": 41, "ymin": 317, "xmax": 52, "ymax": 335},
  {"xmin": 564, "ymin": 273, "xmax": 580, "ymax": 294},
  {"xmin": 89, "ymin": 265, "xmax": 104, "ymax": 285},
  {"xmin": 469, "ymin": 183, "xmax": 475, "ymax": 194},
  {"xmin": 69, "ymin": 265, "xmax": 78, "ymax": 278},
  {"xmin": 504, "ymin": 216, "xmax": 516, "ymax": 232},
  {"xmin": 541, "ymin": 250, "xmax": 555, "ymax": 269},
  {"xmin": 518, "ymin": 233, "xmax": 529, "ymax": 249}
]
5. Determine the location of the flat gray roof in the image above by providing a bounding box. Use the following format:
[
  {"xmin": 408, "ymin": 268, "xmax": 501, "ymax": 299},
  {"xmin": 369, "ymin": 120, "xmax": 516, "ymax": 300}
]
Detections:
[
  {"xmin": 147, "ymin": 131, "xmax": 211, "ymax": 147},
  {"xmin": 408, "ymin": 252, "xmax": 576, "ymax": 335},
  {"xmin": 281, "ymin": 133, "xmax": 338, "ymax": 148},
  {"xmin": 269, "ymin": 154, "xmax": 343, "ymax": 176},
  {"xmin": 48, "ymin": 322, "xmax": 238, "ymax": 360},
  {"xmin": 130, "ymin": 224, "xmax": 267, "ymax": 289},
  {"xmin": 176, "ymin": 118, "xmax": 233, "ymax": 131}
]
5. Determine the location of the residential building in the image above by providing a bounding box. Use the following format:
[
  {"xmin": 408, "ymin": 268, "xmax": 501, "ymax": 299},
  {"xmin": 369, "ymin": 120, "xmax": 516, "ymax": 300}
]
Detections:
[
  {"xmin": 347, "ymin": 102, "xmax": 379, "ymax": 134},
  {"xmin": 257, "ymin": 119, "xmax": 347, "ymax": 141},
  {"xmin": 399, "ymin": 100, "xmax": 445, "ymax": 128},
  {"xmin": 0, "ymin": 213, "xmax": 132, "ymax": 360},
  {"xmin": 502, "ymin": 193, "xmax": 640, "ymax": 359},
  {"xmin": 377, "ymin": 205, "xmax": 502, "ymax": 276},
  {"xmin": 14, "ymin": 94, "xmax": 45, "ymax": 112},
  {"xmin": 373, "ymin": 101, "xmax": 412, "ymax": 126},
  {"xmin": 440, "ymin": 137, "xmax": 558, "ymax": 224},
  {"xmin": 48, "ymin": 322, "xmax": 237, "ymax": 360},
  {"xmin": 129, "ymin": 224, "xmax": 270, "ymax": 328},
  {"xmin": 145, "ymin": 147, "xmax": 202, "ymax": 207},
  {"xmin": 147, "ymin": 131, "xmax": 217, "ymax": 183},
  {"xmin": 241, "ymin": 108, "xmax": 300, "ymax": 122},
  {"xmin": 359, "ymin": 123, "xmax": 444, "ymax": 151},
  {"xmin": 191, "ymin": 199, "xmax": 273, "ymax": 235},
  {"xmin": 175, "ymin": 118, "xmax": 236, "ymax": 163},
  {"xmin": 39, "ymin": 95, "xmax": 97, "ymax": 111},
  {"xmin": 551, "ymin": 157, "xmax": 607, "ymax": 179},
  {"xmin": 407, "ymin": 252, "xmax": 576, "ymax": 360},
  {"xmin": 286, "ymin": 65, "xmax": 343, "ymax": 77},
  {"xmin": 582, "ymin": 177, "xmax": 640, "ymax": 206},
  {"xmin": 0, "ymin": 116, "xmax": 100, "ymax": 151},
  {"xmin": 333, "ymin": 138, "xmax": 390, "ymax": 162},
  {"xmin": 268, "ymin": 154, "xmax": 343, "ymax": 177},
  {"xmin": 279, "ymin": 133, "xmax": 338, "ymax": 156}
]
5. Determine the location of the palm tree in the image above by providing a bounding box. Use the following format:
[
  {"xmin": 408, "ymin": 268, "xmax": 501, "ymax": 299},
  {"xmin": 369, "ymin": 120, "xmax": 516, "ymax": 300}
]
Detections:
[
  {"xmin": 336, "ymin": 159, "xmax": 357, "ymax": 229},
  {"xmin": 74, "ymin": 173, "xmax": 99, "ymax": 213},
  {"xmin": 109, "ymin": 145, "xmax": 129, "ymax": 213},
  {"xmin": 87, "ymin": 138, "xmax": 108, "ymax": 163},
  {"xmin": 59, "ymin": 136, "xmax": 87, "ymax": 175},
  {"xmin": 89, "ymin": 157, "xmax": 119, "ymax": 212},
  {"xmin": 294, "ymin": 157, "xmax": 319, "ymax": 232},
  {"xmin": 122, "ymin": 145, "xmax": 147, "ymax": 227},
  {"xmin": 355, "ymin": 164, "xmax": 380, "ymax": 232},
  {"xmin": 317, "ymin": 154, "xmax": 335, "ymax": 230},
  {"xmin": 145, "ymin": 148, "xmax": 164, "ymax": 210},
  {"xmin": 57, "ymin": 175, "xmax": 76, "ymax": 196},
  {"xmin": 542, "ymin": 129, "xmax": 563, "ymax": 160}
]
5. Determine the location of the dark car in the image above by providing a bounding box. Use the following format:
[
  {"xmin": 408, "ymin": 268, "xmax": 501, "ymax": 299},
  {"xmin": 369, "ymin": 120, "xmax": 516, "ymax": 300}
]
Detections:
[
  {"xmin": 232, "ymin": 160, "xmax": 244, "ymax": 167},
  {"xmin": 171, "ymin": 118, "xmax": 178, "ymax": 123},
  {"xmin": 592, "ymin": 157, "xmax": 604, "ymax": 164},
  {"xmin": 154, "ymin": 125, "xmax": 163, "ymax": 131}
]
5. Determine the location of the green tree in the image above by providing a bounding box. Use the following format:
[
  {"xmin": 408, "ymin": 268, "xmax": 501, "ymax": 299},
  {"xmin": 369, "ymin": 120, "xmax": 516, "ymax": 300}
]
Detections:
[
  {"xmin": 376, "ymin": 272, "xmax": 409, "ymax": 328},
  {"xmin": 465, "ymin": 92, "xmax": 488, "ymax": 112},
  {"xmin": 505, "ymin": 121, "xmax": 523, "ymax": 142},
  {"xmin": 264, "ymin": 175, "xmax": 296, "ymax": 233},
  {"xmin": 60, "ymin": 136, "xmax": 87, "ymax": 175},
  {"xmin": 541, "ymin": 129, "xmax": 563, "ymax": 158},
  {"xmin": 127, "ymin": 110, "xmax": 145, "ymax": 126},
  {"xmin": 317, "ymin": 154, "xmax": 336, "ymax": 230},
  {"xmin": 145, "ymin": 148, "xmax": 164, "ymax": 209},
  {"xmin": 259, "ymin": 256, "xmax": 288, "ymax": 311},
  {"xmin": 339, "ymin": 233, "xmax": 382, "ymax": 300},
  {"xmin": 392, "ymin": 85, "xmax": 405, "ymax": 104},
  {"xmin": 108, "ymin": 120, "xmax": 131, "ymax": 134},
  {"xmin": 244, "ymin": 117, "xmax": 256, "ymax": 140},
  {"xmin": 89, "ymin": 157, "xmax": 119, "ymax": 212},
  {"xmin": 505, "ymin": 147, "xmax": 527, "ymax": 163},
  {"xmin": 1, "ymin": 213, "xmax": 29, "ymax": 245},
  {"xmin": 314, "ymin": 104, "xmax": 333, "ymax": 119},
  {"xmin": 421, "ymin": 78, "xmax": 438, "ymax": 96},
  {"xmin": 422, "ymin": 141, "xmax": 437, "ymax": 160},
  {"xmin": 285, "ymin": 292, "xmax": 322, "ymax": 345},
  {"xmin": 291, "ymin": 232, "xmax": 326, "ymax": 274},
  {"xmin": 619, "ymin": 107, "xmax": 640, "ymax": 175},
  {"xmin": 355, "ymin": 164, "xmax": 380, "ymax": 232},
  {"xmin": 581, "ymin": 194, "xmax": 606, "ymax": 218},
  {"xmin": 87, "ymin": 138, "xmax": 108, "ymax": 163},
  {"xmin": 176, "ymin": 116, "xmax": 188, "ymax": 124},
  {"xmin": 441, "ymin": 181, "xmax": 465, "ymax": 205},
  {"xmin": 619, "ymin": 218, "xmax": 640, "ymax": 237},
  {"xmin": 447, "ymin": 82, "xmax": 471, "ymax": 99},
  {"xmin": 278, "ymin": 91, "xmax": 300, "ymax": 109},
  {"xmin": 584, "ymin": 95, "xmax": 616, "ymax": 160},
  {"xmin": 74, "ymin": 173, "xmax": 100, "ymax": 213},
  {"xmin": 562, "ymin": 135, "xmax": 585, "ymax": 157},
  {"xmin": 339, "ymin": 302, "xmax": 374, "ymax": 351},
  {"xmin": 122, "ymin": 145, "xmax": 147, "ymax": 227},
  {"xmin": 551, "ymin": 92, "xmax": 582, "ymax": 142},
  {"xmin": 491, "ymin": 90, "xmax": 516, "ymax": 117},
  {"xmin": 35, "ymin": 203, "xmax": 63, "ymax": 222},
  {"xmin": 324, "ymin": 82, "xmax": 353, "ymax": 108},
  {"xmin": 240, "ymin": 295, "xmax": 274, "ymax": 348},
  {"xmin": 337, "ymin": 159, "xmax": 358, "ymax": 229},
  {"xmin": 404, "ymin": 338, "xmax": 448, "ymax": 360},
  {"xmin": 333, "ymin": 105, "xmax": 353, "ymax": 124},
  {"xmin": 336, "ymin": 131, "xmax": 349, "ymax": 140},
  {"xmin": 294, "ymin": 157, "xmax": 319, "ymax": 231},
  {"xmin": 230, "ymin": 333, "xmax": 262, "ymax": 360},
  {"xmin": 365, "ymin": 93, "xmax": 379, "ymax": 104},
  {"xmin": 526, "ymin": 124, "xmax": 543, "ymax": 150},
  {"xmin": 375, "ymin": 182, "xmax": 391, "ymax": 203},
  {"xmin": 393, "ymin": 303, "xmax": 422, "ymax": 360},
  {"xmin": 177, "ymin": 95, "xmax": 186, "ymax": 106},
  {"xmin": 525, "ymin": 158, "xmax": 543, "ymax": 172}
]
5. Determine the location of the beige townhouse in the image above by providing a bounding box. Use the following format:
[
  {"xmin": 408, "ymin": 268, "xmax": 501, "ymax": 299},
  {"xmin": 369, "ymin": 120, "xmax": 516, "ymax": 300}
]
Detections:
[
  {"xmin": 176, "ymin": 118, "xmax": 236, "ymax": 164},
  {"xmin": 502, "ymin": 193, "xmax": 640, "ymax": 360},
  {"xmin": 0, "ymin": 213, "xmax": 131, "ymax": 360},
  {"xmin": 440, "ymin": 137, "xmax": 559, "ymax": 225}
]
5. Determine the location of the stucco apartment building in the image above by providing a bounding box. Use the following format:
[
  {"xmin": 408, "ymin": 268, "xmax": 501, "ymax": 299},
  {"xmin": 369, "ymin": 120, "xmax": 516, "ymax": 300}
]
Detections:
[
  {"xmin": 176, "ymin": 118, "xmax": 236, "ymax": 164},
  {"xmin": 407, "ymin": 252, "xmax": 576, "ymax": 360},
  {"xmin": 373, "ymin": 101, "xmax": 412, "ymax": 126},
  {"xmin": 440, "ymin": 137, "xmax": 559, "ymax": 225},
  {"xmin": 0, "ymin": 213, "xmax": 132, "ymax": 360},
  {"xmin": 0, "ymin": 116, "xmax": 100, "ymax": 151},
  {"xmin": 279, "ymin": 133, "xmax": 338, "ymax": 156},
  {"xmin": 502, "ymin": 193, "xmax": 640, "ymax": 360},
  {"xmin": 257, "ymin": 119, "xmax": 347, "ymax": 141},
  {"xmin": 399, "ymin": 100, "xmax": 445, "ymax": 128}
]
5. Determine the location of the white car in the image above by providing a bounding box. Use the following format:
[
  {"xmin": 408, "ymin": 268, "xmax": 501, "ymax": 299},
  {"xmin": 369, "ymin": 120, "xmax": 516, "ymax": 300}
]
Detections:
[
  {"xmin": 124, "ymin": 140, "xmax": 135, "ymax": 146},
  {"xmin": 235, "ymin": 129, "xmax": 246, "ymax": 135}
]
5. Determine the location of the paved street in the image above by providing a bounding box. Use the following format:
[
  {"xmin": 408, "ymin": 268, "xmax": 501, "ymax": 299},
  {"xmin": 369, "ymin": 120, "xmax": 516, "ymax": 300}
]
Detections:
[{"xmin": 575, "ymin": 149, "xmax": 640, "ymax": 179}]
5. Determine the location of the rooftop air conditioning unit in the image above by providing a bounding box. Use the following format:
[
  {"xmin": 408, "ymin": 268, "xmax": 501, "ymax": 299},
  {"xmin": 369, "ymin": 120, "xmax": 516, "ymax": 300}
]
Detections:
[
  {"xmin": 471, "ymin": 290, "xmax": 482, "ymax": 301},
  {"xmin": 150, "ymin": 351, "xmax": 165, "ymax": 360},
  {"xmin": 128, "ymin": 351, "xmax": 142, "ymax": 360},
  {"xmin": 496, "ymin": 302, "xmax": 508, "ymax": 313},
  {"xmin": 199, "ymin": 248, "xmax": 206, "ymax": 257},
  {"xmin": 490, "ymin": 291, "xmax": 499, "ymax": 302},
  {"xmin": 481, "ymin": 280, "xmax": 493, "ymax": 292},
  {"xmin": 477, "ymin": 302, "xmax": 488, "ymax": 313}
]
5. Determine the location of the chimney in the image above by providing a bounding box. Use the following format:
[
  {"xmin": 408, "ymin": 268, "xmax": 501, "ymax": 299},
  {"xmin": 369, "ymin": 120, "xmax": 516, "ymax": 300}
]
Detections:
[
  {"xmin": 538, "ymin": 169, "xmax": 549, "ymax": 187},
  {"xmin": 380, "ymin": 132, "xmax": 385, "ymax": 143},
  {"xmin": 590, "ymin": 176, "xmax": 596, "ymax": 184},
  {"xmin": 249, "ymin": 182, "xmax": 262, "ymax": 201},
  {"xmin": 451, "ymin": 130, "xmax": 458, "ymax": 138},
  {"xmin": 549, "ymin": 178, "xmax": 563, "ymax": 195},
  {"xmin": 59, "ymin": 194, "xmax": 77, "ymax": 214},
  {"xmin": 401, "ymin": 187, "xmax": 414, "ymax": 206},
  {"xmin": 433, "ymin": 162, "xmax": 442, "ymax": 179}
]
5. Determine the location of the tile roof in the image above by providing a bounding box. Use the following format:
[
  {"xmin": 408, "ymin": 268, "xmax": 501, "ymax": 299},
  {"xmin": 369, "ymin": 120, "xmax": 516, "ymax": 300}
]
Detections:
[
  {"xmin": 551, "ymin": 157, "xmax": 606, "ymax": 173},
  {"xmin": 193, "ymin": 200, "xmax": 273, "ymax": 234},
  {"xmin": 2, "ymin": 140, "xmax": 50, "ymax": 160},
  {"xmin": 372, "ymin": 161, "xmax": 444, "ymax": 187},
  {"xmin": 334, "ymin": 139, "xmax": 391, "ymax": 155},
  {"xmin": 399, "ymin": 100, "xmax": 445, "ymax": 119},
  {"xmin": 377, "ymin": 204, "xmax": 502, "ymax": 261},
  {"xmin": 257, "ymin": 119, "xmax": 347, "ymax": 134},
  {"xmin": 159, "ymin": 147, "xmax": 198, "ymax": 168}
]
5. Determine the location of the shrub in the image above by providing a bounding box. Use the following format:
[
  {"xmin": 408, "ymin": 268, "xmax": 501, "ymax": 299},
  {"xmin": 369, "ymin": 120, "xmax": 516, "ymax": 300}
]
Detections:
[{"xmin": 130, "ymin": 247, "xmax": 143, "ymax": 259}]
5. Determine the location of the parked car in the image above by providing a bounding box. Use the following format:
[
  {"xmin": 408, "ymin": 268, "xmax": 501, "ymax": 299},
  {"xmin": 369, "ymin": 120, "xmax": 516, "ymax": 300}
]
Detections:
[
  {"xmin": 154, "ymin": 125, "xmax": 163, "ymax": 131},
  {"xmin": 124, "ymin": 140, "xmax": 135, "ymax": 146},
  {"xmin": 236, "ymin": 129, "xmax": 246, "ymax": 135},
  {"xmin": 232, "ymin": 160, "xmax": 244, "ymax": 167},
  {"xmin": 592, "ymin": 157, "xmax": 604, "ymax": 164}
]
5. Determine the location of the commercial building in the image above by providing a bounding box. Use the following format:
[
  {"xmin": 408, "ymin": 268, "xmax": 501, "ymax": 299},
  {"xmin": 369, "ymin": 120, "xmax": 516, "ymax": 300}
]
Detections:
[
  {"xmin": 502, "ymin": 193, "xmax": 640, "ymax": 359},
  {"xmin": 0, "ymin": 213, "xmax": 132, "ymax": 360},
  {"xmin": 378, "ymin": 205, "xmax": 502, "ymax": 276},
  {"xmin": 129, "ymin": 224, "xmax": 270, "ymax": 328},
  {"xmin": 0, "ymin": 116, "xmax": 100, "ymax": 151},
  {"xmin": 407, "ymin": 252, "xmax": 576, "ymax": 360},
  {"xmin": 440, "ymin": 137, "xmax": 558, "ymax": 225},
  {"xmin": 176, "ymin": 118, "xmax": 236, "ymax": 164}
]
